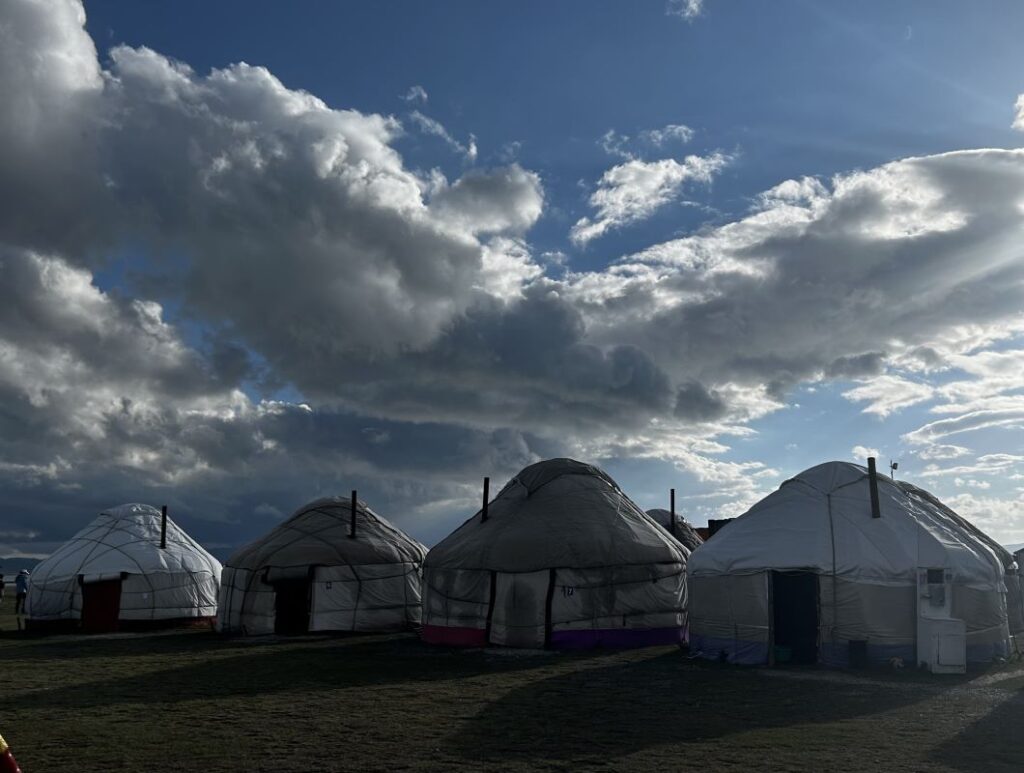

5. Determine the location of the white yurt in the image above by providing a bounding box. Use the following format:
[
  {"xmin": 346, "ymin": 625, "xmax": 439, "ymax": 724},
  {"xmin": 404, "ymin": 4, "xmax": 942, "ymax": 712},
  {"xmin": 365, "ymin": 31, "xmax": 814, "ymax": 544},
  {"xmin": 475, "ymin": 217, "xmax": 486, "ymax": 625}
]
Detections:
[
  {"xmin": 688, "ymin": 461, "xmax": 1013, "ymax": 669},
  {"xmin": 646, "ymin": 509, "xmax": 704, "ymax": 552},
  {"xmin": 422, "ymin": 458, "xmax": 689, "ymax": 649},
  {"xmin": 1011, "ymin": 548, "xmax": 1024, "ymax": 645},
  {"xmin": 26, "ymin": 503, "xmax": 222, "ymax": 633},
  {"xmin": 216, "ymin": 496, "xmax": 426, "ymax": 635}
]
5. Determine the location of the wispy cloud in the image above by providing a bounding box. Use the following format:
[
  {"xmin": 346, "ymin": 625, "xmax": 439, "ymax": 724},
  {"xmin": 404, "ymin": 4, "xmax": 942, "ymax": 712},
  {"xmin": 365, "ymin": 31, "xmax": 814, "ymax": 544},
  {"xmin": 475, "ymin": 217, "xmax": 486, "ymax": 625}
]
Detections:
[
  {"xmin": 917, "ymin": 444, "xmax": 972, "ymax": 461},
  {"xmin": 666, "ymin": 0, "xmax": 704, "ymax": 22},
  {"xmin": 409, "ymin": 110, "xmax": 477, "ymax": 161},
  {"xmin": 400, "ymin": 84, "xmax": 428, "ymax": 104},
  {"xmin": 599, "ymin": 124, "xmax": 696, "ymax": 161},
  {"xmin": 842, "ymin": 375, "xmax": 934, "ymax": 417},
  {"xmin": 641, "ymin": 124, "xmax": 695, "ymax": 147}
]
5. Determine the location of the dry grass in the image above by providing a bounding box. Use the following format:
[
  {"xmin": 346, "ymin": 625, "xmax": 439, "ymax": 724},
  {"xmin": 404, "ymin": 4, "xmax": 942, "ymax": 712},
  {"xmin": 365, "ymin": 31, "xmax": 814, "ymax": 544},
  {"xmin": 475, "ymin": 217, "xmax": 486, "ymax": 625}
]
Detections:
[{"xmin": 1, "ymin": 593, "xmax": 1023, "ymax": 772}]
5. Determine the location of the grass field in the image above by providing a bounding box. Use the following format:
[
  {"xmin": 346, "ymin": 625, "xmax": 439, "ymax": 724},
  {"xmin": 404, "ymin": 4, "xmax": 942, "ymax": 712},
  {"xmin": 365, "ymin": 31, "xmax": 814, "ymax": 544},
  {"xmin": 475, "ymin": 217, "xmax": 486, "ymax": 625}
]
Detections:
[{"xmin": 2, "ymin": 593, "xmax": 1023, "ymax": 773}]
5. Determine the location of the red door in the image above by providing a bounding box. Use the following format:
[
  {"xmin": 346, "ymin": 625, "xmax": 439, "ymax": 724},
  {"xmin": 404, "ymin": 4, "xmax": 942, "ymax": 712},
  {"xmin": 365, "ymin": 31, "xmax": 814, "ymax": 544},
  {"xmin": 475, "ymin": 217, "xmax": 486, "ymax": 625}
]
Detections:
[{"xmin": 81, "ymin": 579, "xmax": 122, "ymax": 634}]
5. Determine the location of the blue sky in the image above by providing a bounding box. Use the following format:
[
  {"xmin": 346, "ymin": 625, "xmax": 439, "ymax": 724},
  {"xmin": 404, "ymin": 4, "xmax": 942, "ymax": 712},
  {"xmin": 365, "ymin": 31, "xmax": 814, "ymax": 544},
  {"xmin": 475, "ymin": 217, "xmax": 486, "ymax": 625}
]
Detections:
[{"xmin": 2, "ymin": 0, "xmax": 1024, "ymax": 557}]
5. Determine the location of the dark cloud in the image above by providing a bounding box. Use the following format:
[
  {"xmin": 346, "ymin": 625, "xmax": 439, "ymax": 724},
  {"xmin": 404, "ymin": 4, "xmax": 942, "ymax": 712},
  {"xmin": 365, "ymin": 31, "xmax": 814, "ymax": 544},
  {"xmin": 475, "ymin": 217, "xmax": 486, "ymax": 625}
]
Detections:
[
  {"xmin": 825, "ymin": 352, "xmax": 887, "ymax": 379},
  {"xmin": 674, "ymin": 381, "xmax": 728, "ymax": 422}
]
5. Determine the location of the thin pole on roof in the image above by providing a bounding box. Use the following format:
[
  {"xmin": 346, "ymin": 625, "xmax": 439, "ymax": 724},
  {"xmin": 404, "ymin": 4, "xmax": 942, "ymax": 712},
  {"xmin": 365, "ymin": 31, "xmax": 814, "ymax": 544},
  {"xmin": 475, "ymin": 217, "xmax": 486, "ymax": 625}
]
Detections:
[
  {"xmin": 867, "ymin": 457, "xmax": 881, "ymax": 519},
  {"xmin": 160, "ymin": 505, "xmax": 168, "ymax": 549},
  {"xmin": 481, "ymin": 477, "xmax": 490, "ymax": 523},
  {"xmin": 670, "ymin": 488, "xmax": 676, "ymax": 537},
  {"xmin": 349, "ymin": 490, "xmax": 357, "ymax": 539}
]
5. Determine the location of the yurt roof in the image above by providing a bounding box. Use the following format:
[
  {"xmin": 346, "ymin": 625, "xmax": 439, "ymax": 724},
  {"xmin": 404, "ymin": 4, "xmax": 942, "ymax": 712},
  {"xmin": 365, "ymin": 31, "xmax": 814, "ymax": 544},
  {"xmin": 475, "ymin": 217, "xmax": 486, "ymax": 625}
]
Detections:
[
  {"xmin": 30, "ymin": 503, "xmax": 221, "ymax": 585},
  {"xmin": 426, "ymin": 458, "xmax": 688, "ymax": 573},
  {"xmin": 646, "ymin": 509, "xmax": 704, "ymax": 551},
  {"xmin": 225, "ymin": 496, "xmax": 426, "ymax": 573},
  {"xmin": 688, "ymin": 461, "xmax": 1006, "ymax": 587}
]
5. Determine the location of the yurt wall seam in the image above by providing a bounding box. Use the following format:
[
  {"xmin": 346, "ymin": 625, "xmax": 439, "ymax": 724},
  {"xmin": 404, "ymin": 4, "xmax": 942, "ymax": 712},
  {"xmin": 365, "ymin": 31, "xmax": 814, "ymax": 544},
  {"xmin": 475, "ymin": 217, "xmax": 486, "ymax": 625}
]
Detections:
[{"xmin": 826, "ymin": 493, "xmax": 839, "ymax": 649}]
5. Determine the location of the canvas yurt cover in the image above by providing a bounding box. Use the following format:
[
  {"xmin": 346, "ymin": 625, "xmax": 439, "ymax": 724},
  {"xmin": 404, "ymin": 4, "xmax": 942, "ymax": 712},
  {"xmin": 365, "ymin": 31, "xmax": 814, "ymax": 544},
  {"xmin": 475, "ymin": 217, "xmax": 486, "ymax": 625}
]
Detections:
[
  {"xmin": 688, "ymin": 462, "xmax": 1014, "ymax": 667},
  {"xmin": 217, "ymin": 496, "xmax": 426, "ymax": 635},
  {"xmin": 1011, "ymin": 548, "xmax": 1024, "ymax": 645},
  {"xmin": 26, "ymin": 503, "xmax": 221, "ymax": 632},
  {"xmin": 646, "ymin": 509, "xmax": 704, "ymax": 552},
  {"xmin": 422, "ymin": 458, "xmax": 689, "ymax": 649}
]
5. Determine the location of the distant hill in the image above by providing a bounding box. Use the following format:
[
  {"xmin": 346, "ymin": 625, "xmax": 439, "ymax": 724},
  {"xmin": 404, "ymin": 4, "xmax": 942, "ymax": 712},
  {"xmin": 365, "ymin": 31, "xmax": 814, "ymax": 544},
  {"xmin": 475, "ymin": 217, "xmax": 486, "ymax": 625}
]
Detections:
[
  {"xmin": 0, "ymin": 556, "xmax": 40, "ymax": 576},
  {"xmin": 1005, "ymin": 543, "xmax": 1024, "ymax": 555}
]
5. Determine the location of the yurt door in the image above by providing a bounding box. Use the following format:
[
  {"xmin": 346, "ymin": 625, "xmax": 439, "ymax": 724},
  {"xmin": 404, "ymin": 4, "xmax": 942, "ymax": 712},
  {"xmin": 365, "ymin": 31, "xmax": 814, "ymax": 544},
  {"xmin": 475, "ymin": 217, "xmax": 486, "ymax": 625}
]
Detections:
[
  {"xmin": 771, "ymin": 571, "xmax": 818, "ymax": 664},
  {"xmin": 490, "ymin": 570, "xmax": 550, "ymax": 648},
  {"xmin": 80, "ymin": 578, "xmax": 122, "ymax": 634},
  {"xmin": 274, "ymin": 579, "xmax": 312, "ymax": 634}
]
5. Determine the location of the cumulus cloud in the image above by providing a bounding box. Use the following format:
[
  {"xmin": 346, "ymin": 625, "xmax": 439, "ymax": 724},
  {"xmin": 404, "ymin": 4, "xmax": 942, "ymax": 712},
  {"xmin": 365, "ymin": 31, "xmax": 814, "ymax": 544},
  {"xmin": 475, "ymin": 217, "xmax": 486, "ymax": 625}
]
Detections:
[
  {"xmin": 1014, "ymin": 93, "xmax": 1024, "ymax": 131},
  {"xmin": 851, "ymin": 445, "xmax": 880, "ymax": 461},
  {"xmin": 0, "ymin": 247, "xmax": 552, "ymax": 549},
  {"xmin": 6, "ymin": 0, "xmax": 1024, "ymax": 549},
  {"xmin": 429, "ymin": 165, "xmax": 544, "ymax": 236},
  {"xmin": 581, "ymin": 150, "xmax": 1024, "ymax": 401},
  {"xmin": 571, "ymin": 152, "xmax": 730, "ymax": 244}
]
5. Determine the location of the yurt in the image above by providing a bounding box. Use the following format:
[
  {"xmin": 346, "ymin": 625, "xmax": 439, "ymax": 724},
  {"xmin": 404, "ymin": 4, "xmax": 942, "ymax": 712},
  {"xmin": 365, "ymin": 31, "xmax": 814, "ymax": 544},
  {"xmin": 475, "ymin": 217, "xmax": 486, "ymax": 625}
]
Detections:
[
  {"xmin": 26, "ymin": 503, "xmax": 221, "ymax": 633},
  {"xmin": 217, "ymin": 496, "xmax": 426, "ymax": 635},
  {"xmin": 646, "ymin": 509, "xmax": 704, "ymax": 552},
  {"xmin": 422, "ymin": 458, "xmax": 689, "ymax": 649},
  {"xmin": 1011, "ymin": 548, "xmax": 1024, "ymax": 648},
  {"xmin": 688, "ymin": 460, "xmax": 1013, "ymax": 670}
]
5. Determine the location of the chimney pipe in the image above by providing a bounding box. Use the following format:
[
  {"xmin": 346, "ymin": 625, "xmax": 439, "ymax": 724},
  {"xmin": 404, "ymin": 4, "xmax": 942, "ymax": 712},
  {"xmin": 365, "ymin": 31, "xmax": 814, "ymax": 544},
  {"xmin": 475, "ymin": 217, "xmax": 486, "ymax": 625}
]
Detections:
[
  {"xmin": 349, "ymin": 490, "xmax": 357, "ymax": 538},
  {"xmin": 160, "ymin": 505, "xmax": 168, "ymax": 549},
  {"xmin": 867, "ymin": 457, "xmax": 881, "ymax": 519},
  {"xmin": 481, "ymin": 477, "xmax": 490, "ymax": 523},
  {"xmin": 670, "ymin": 488, "xmax": 676, "ymax": 537}
]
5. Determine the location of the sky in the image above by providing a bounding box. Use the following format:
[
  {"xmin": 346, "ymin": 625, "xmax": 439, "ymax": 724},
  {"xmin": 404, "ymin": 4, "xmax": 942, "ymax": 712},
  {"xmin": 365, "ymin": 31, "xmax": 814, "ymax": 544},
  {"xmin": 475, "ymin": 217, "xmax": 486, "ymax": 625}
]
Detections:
[{"xmin": 3, "ymin": 0, "xmax": 1024, "ymax": 561}]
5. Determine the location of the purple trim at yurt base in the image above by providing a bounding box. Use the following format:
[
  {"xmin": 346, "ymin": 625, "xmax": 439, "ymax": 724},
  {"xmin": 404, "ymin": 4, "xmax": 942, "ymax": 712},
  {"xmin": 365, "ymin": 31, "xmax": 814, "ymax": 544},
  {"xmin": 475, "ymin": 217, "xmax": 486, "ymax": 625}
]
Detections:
[{"xmin": 550, "ymin": 627, "xmax": 684, "ymax": 649}]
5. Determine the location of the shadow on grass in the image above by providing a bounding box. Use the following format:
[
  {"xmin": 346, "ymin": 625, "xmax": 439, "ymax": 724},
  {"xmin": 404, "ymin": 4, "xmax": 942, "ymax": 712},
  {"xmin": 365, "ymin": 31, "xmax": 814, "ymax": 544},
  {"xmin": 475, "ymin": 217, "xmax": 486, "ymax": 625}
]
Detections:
[
  {"xmin": 446, "ymin": 652, "xmax": 940, "ymax": 764},
  {"xmin": 0, "ymin": 628, "xmax": 268, "ymax": 661},
  {"xmin": 930, "ymin": 689, "xmax": 1024, "ymax": 772},
  {"xmin": 9, "ymin": 635, "xmax": 607, "ymax": 711}
]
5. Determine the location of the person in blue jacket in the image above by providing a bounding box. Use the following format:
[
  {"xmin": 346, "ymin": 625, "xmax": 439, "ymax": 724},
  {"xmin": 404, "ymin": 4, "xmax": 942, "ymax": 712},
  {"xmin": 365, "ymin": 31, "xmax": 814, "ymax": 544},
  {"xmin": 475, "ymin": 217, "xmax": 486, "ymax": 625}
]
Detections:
[{"xmin": 14, "ymin": 570, "xmax": 29, "ymax": 615}]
